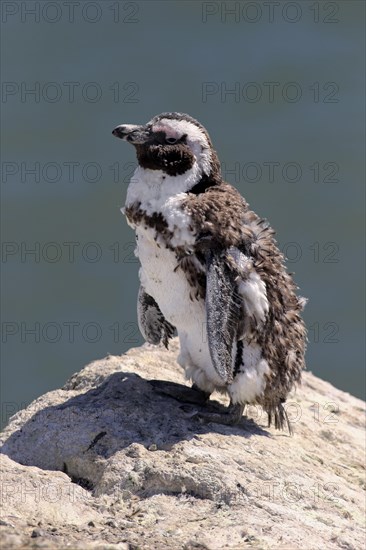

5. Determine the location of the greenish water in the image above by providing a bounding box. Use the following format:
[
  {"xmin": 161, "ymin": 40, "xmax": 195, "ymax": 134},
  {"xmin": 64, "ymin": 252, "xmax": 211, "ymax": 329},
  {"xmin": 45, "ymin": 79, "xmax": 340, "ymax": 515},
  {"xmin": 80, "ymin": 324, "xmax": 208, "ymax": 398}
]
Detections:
[{"xmin": 1, "ymin": 1, "xmax": 365, "ymax": 428}]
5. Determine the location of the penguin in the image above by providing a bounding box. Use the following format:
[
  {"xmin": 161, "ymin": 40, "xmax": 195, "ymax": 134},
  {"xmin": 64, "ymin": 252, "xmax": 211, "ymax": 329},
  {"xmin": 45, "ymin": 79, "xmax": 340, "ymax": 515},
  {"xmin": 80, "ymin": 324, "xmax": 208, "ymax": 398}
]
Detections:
[{"xmin": 112, "ymin": 112, "xmax": 307, "ymax": 431}]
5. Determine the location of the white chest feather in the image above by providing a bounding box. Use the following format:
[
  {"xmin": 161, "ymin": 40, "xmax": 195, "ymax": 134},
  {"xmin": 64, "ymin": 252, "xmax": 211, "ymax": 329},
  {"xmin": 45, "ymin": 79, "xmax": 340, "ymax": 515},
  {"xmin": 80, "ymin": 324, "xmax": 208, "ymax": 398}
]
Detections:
[{"xmin": 135, "ymin": 225, "xmax": 195, "ymax": 324}]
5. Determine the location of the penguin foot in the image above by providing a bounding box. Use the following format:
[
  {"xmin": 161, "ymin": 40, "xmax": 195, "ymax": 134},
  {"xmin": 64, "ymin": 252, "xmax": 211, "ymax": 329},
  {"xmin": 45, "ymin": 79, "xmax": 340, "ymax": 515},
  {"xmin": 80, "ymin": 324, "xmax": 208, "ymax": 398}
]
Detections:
[
  {"xmin": 193, "ymin": 401, "xmax": 245, "ymax": 426},
  {"xmin": 150, "ymin": 380, "xmax": 211, "ymax": 405}
]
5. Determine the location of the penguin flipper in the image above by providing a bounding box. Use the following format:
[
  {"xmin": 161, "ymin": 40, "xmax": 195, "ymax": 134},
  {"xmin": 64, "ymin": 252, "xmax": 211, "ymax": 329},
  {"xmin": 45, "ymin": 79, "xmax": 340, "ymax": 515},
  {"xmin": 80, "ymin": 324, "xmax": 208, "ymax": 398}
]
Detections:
[
  {"xmin": 137, "ymin": 286, "xmax": 176, "ymax": 349},
  {"xmin": 205, "ymin": 248, "xmax": 242, "ymax": 384}
]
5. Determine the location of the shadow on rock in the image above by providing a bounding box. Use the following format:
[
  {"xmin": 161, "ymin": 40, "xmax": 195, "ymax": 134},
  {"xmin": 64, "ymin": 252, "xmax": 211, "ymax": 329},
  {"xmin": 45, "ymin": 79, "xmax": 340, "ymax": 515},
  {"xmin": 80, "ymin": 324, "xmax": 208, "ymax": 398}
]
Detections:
[{"xmin": 1, "ymin": 371, "xmax": 269, "ymax": 499}]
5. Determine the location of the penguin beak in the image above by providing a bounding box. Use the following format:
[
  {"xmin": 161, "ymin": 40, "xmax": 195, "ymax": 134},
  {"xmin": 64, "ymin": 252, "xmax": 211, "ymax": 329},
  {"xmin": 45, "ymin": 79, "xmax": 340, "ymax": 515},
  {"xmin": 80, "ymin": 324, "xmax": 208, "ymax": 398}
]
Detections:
[{"xmin": 112, "ymin": 124, "xmax": 150, "ymax": 145}]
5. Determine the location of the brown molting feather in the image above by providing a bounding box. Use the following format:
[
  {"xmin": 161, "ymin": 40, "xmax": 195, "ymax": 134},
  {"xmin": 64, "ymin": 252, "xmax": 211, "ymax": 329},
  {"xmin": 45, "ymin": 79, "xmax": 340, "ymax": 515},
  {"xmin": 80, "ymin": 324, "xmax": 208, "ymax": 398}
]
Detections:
[
  {"xmin": 125, "ymin": 203, "xmax": 172, "ymax": 244},
  {"xmin": 183, "ymin": 183, "xmax": 249, "ymax": 249},
  {"xmin": 175, "ymin": 254, "xmax": 207, "ymax": 301}
]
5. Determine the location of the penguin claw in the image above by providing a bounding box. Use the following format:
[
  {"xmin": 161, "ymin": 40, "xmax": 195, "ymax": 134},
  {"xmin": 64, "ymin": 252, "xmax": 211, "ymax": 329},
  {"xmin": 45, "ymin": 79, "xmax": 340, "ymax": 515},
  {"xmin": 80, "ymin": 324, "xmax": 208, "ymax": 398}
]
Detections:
[{"xmin": 192, "ymin": 402, "xmax": 245, "ymax": 426}]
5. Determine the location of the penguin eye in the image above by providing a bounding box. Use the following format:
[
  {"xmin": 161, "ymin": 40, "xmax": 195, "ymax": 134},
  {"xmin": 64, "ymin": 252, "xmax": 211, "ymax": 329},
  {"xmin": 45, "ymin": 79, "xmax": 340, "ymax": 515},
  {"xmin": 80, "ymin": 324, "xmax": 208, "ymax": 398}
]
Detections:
[{"xmin": 166, "ymin": 137, "xmax": 178, "ymax": 144}]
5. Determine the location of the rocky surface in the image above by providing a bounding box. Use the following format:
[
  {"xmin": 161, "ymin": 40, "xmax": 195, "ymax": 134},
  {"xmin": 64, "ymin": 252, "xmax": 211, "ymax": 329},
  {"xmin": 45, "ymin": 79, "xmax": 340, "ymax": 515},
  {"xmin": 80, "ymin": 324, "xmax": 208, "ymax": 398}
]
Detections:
[{"xmin": 1, "ymin": 340, "xmax": 365, "ymax": 549}]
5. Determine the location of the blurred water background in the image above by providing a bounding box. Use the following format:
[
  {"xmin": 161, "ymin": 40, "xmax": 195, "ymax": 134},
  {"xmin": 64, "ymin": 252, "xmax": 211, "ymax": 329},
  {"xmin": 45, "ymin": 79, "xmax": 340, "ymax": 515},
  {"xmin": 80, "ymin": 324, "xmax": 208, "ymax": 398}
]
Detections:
[{"xmin": 1, "ymin": 0, "xmax": 365, "ymax": 428}]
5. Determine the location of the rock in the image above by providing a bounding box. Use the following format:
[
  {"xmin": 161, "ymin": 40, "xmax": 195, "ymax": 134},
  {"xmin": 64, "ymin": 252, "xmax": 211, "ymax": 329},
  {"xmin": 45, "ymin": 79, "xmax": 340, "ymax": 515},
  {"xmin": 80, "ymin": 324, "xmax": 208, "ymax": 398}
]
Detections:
[{"xmin": 1, "ymin": 340, "xmax": 365, "ymax": 549}]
